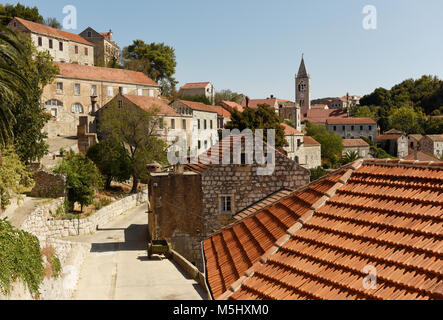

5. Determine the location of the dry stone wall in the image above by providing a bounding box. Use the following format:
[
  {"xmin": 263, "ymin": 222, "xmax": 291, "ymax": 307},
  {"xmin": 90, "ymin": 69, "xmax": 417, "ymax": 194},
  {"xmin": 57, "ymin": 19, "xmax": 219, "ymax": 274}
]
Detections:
[{"xmin": 30, "ymin": 170, "xmax": 66, "ymax": 198}]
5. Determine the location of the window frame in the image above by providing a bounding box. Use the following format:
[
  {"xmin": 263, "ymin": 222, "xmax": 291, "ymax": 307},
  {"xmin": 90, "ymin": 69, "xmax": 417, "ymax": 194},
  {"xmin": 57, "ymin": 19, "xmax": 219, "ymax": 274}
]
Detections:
[{"xmin": 219, "ymin": 195, "xmax": 233, "ymax": 214}]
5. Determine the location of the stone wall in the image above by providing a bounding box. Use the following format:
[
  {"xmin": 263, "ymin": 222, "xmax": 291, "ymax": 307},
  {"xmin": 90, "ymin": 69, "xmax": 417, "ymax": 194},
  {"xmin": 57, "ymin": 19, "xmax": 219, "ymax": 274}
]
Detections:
[
  {"xmin": 21, "ymin": 190, "xmax": 148, "ymax": 241},
  {"xmin": 30, "ymin": 170, "xmax": 66, "ymax": 198}
]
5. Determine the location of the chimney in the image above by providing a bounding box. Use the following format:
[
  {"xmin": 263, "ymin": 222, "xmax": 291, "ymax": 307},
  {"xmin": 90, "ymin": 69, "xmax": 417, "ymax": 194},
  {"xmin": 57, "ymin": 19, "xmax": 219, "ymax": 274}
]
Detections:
[
  {"xmin": 109, "ymin": 29, "xmax": 113, "ymax": 41},
  {"xmin": 119, "ymin": 87, "xmax": 123, "ymax": 95}
]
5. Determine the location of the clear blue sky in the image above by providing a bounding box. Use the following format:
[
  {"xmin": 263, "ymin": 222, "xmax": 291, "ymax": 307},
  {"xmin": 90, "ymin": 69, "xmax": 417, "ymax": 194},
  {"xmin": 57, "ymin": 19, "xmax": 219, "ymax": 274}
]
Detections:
[{"xmin": 6, "ymin": 0, "xmax": 443, "ymax": 100}]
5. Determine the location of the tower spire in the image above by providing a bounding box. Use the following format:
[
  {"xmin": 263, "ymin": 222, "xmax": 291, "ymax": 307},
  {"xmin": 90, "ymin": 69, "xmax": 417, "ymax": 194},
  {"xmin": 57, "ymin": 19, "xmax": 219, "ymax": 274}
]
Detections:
[{"xmin": 297, "ymin": 54, "xmax": 308, "ymax": 78}]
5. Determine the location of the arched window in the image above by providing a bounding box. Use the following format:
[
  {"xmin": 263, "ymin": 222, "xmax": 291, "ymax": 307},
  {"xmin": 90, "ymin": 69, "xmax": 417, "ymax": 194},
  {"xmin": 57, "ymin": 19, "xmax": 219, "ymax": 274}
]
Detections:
[
  {"xmin": 45, "ymin": 99, "xmax": 63, "ymax": 107},
  {"xmin": 72, "ymin": 103, "xmax": 84, "ymax": 114}
]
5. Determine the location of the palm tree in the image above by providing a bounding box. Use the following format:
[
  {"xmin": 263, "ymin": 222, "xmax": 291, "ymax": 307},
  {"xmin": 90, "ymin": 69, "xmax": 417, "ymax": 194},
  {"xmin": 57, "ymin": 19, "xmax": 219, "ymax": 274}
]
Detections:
[
  {"xmin": 0, "ymin": 22, "xmax": 30, "ymax": 148},
  {"xmin": 341, "ymin": 150, "xmax": 360, "ymax": 165}
]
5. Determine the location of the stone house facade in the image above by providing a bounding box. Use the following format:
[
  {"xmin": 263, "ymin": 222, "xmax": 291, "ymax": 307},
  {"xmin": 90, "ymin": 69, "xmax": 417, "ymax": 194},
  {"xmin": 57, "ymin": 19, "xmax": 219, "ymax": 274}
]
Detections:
[
  {"xmin": 148, "ymin": 135, "xmax": 311, "ymax": 271},
  {"xmin": 420, "ymin": 135, "xmax": 443, "ymax": 158},
  {"xmin": 342, "ymin": 139, "xmax": 370, "ymax": 158},
  {"xmin": 102, "ymin": 93, "xmax": 193, "ymax": 147},
  {"xmin": 179, "ymin": 82, "xmax": 215, "ymax": 105},
  {"xmin": 408, "ymin": 134, "xmax": 424, "ymax": 151},
  {"xmin": 79, "ymin": 27, "xmax": 120, "ymax": 66},
  {"xmin": 42, "ymin": 62, "xmax": 160, "ymax": 138},
  {"xmin": 282, "ymin": 124, "xmax": 321, "ymax": 169},
  {"xmin": 8, "ymin": 17, "xmax": 94, "ymax": 66},
  {"xmin": 326, "ymin": 118, "xmax": 378, "ymax": 142},
  {"xmin": 376, "ymin": 132, "xmax": 409, "ymax": 158},
  {"xmin": 170, "ymin": 100, "xmax": 221, "ymax": 152}
]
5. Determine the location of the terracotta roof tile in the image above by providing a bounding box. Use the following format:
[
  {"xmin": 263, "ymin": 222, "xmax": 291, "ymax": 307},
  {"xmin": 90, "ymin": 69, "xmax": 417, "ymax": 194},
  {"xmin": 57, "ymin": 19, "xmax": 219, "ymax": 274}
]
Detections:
[
  {"xmin": 282, "ymin": 123, "xmax": 303, "ymax": 135},
  {"xmin": 403, "ymin": 150, "xmax": 442, "ymax": 162},
  {"xmin": 301, "ymin": 108, "xmax": 348, "ymax": 124},
  {"xmin": 14, "ymin": 17, "xmax": 93, "ymax": 46},
  {"xmin": 219, "ymin": 101, "xmax": 245, "ymax": 113},
  {"xmin": 122, "ymin": 95, "xmax": 178, "ymax": 115},
  {"xmin": 426, "ymin": 134, "xmax": 443, "ymax": 142},
  {"xmin": 178, "ymin": 100, "xmax": 229, "ymax": 117},
  {"xmin": 180, "ymin": 82, "xmax": 210, "ymax": 89},
  {"xmin": 203, "ymin": 160, "xmax": 443, "ymax": 300},
  {"xmin": 56, "ymin": 62, "xmax": 159, "ymax": 86},
  {"xmin": 303, "ymin": 136, "xmax": 321, "ymax": 146},
  {"xmin": 343, "ymin": 139, "xmax": 370, "ymax": 147},
  {"xmin": 326, "ymin": 118, "xmax": 377, "ymax": 125},
  {"xmin": 242, "ymin": 98, "xmax": 277, "ymax": 109}
]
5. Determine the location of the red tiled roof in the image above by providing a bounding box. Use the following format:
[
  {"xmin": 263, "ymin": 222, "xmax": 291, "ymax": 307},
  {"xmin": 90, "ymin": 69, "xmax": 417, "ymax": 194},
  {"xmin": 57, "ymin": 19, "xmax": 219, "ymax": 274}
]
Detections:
[
  {"xmin": 14, "ymin": 17, "xmax": 93, "ymax": 46},
  {"xmin": 343, "ymin": 139, "xmax": 370, "ymax": 147},
  {"xmin": 203, "ymin": 159, "xmax": 443, "ymax": 300},
  {"xmin": 311, "ymin": 104, "xmax": 328, "ymax": 110},
  {"xmin": 303, "ymin": 136, "xmax": 321, "ymax": 146},
  {"xmin": 242, "ymin": 98, "xmax": 277, "ymax": 109},
  {"xmin": 403, "ymin": 150, "xmax": 442, "ymax": 162},
  {"xmin": 55, "ymin": 62, "xmax": 159, "ymax": 86},
  {"xmin": 122, "ymin": 95, "xmax": 178, "ymax": 116},
  {"xmin": 180, "ymin": 82, "xmax": 210, "ymax": 89},
  {"xmin": 301, "ymin": 108, "xmax": 348, "ymax": 124},
  {"xmin": 409, "ymin": 134, "xmax": 424, "ymax": 142},
  {"xmin": 377, "ymin": 134, "xmax": 403, "ymax": 141},
  {"xmin": 219, "ymin": 101, "xmax": 245, "ymax": 113},
  {"xmin": 326, "ymin": 117, "xmax": 376, "ymax": 125},
  {"xmin": 178, "ymin": 100, "xmax": 229, "ymax": 117},
  {"xmin": 426, "ymin": 134, "xmax": 443, "ymax": 142},
  {"xmin": 282, "ymin": 123, "xmax": 302, "ymax": 135}
]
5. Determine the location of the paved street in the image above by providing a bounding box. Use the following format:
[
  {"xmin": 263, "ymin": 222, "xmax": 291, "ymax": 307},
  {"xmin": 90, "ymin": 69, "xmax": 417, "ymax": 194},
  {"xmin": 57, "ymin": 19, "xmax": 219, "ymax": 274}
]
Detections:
[{"xmin": 69, "ymin": 204, "xmax": 205, "ymax": 300}]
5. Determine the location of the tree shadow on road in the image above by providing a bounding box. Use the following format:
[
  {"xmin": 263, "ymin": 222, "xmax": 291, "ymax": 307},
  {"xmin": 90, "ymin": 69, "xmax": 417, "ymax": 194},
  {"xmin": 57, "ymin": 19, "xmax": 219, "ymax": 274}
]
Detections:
[{"xmin": 90, "ymin": 224, "xmax": 148, "ymax": 252}]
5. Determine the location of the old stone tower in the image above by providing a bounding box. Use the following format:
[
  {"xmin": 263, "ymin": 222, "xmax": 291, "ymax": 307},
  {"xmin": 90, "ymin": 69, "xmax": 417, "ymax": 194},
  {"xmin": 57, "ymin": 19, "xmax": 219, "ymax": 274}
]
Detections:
[{"xmin": 296, "ymin": 54, "xmax": 311, "ymax": 117}]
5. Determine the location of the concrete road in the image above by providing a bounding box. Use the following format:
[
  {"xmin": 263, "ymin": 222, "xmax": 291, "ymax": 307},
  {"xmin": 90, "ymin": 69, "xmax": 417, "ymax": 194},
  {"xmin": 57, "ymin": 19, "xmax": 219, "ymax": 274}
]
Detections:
[{"xmin": 70, "ymin": 204, "xmax": 205, "ymax": 300}]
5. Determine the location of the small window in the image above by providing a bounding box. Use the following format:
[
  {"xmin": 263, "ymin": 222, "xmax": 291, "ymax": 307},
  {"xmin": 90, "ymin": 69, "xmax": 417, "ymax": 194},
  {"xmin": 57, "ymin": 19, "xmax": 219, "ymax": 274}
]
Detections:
[
  {"xmin": 220, "ymin": 196, "xmax": 232, "ymax": 213},
  {"xmin": 45, "ymin": 99, "xmax": 63, "ymax": 107},
  {"xmin": 59, "ymin": 42, "xmax": 63, "ymax": 51},
  {"xmin": 72, "ymin": 103, "xmax": 83, "ymax": 114},
  {"xmin": 198, "ymin": 119, "xmax": 201, "ymax": 130},
  {"xmin": 75, "ymin": 45, "xmax": 78, "ymax": 54},
  {"xmin": 204, "ymin": 140, "xmax": 208, "ymax": 149},
  {"xmin": 122, "ymin": 87, "xmax": 128, "ymax": 94},
  {"xmin": 204, "ymin": 120, "xmax": 207, "ymax": 130},
  {"xmin": 171, "ymin": 119, "xmax": 175, "ymax": 129},
  {"xmin": 182, "ymin": 119, "xmax": 186, "ymax": 130},
  {"xmin": 351, "ymin": 126, "xmax": 355, "ymax": 131},
  {"xmin": 38, "ymin": 37, "xmax": 42, "ymax": 46},
  {"xmin": 149, "ymin": 89, "xmax": 154, "ymax": 97},
  {"xmin": 137, "ymin": 88, "xmax": 143, "ymax": 96},
  {"xmin": 107, "ymin": 86, "xmax": 114, "ymax": 97},
  {"xmin": 87, "ymin": 31, "xmax": 92, "ymax": 37},
  {"xmin": 56, "ymin": 82, "xmax": 63, "ymax": 92},
  {"xmin": 74, "ymin": 83, "xmax": 80, "ymax": 95},
  {"xmin": 210, "ymin": 120, "xmax": 213, "ymax": 129},
  {"xmin": 91, "ymin": 85, "xmax": 97, "ymax": 96},
  {"xmin": 333, "ymin": 126, "xmax": 336, "ymax": 131},
  {"xmin": 118, "ymin": 100, "xmax": 122, "ymax": 108},
  {"xmin": 368, "ymin": 126, "xmax": 372, "ymax": 130},
  {"xmin": 49, "ymin": 39, "xmax": 53, "ymax": 49},
  {"xmin": 159, "ymin": 120, "xmax": 164, "ymax": 129},
  {"xmin": 342, "ymin": 126, "xmax": 345, "ymax": 131},
  {"xmin": 360, "ymin": 126, "xmax": 363, "ymax": 131},
  {"xmin": 85, "ymin": 47, "xmax": 88, "ymax": 56},
  {"xmin": 198, "ymin": 140, "xmax": 201, "ymax": 149}
]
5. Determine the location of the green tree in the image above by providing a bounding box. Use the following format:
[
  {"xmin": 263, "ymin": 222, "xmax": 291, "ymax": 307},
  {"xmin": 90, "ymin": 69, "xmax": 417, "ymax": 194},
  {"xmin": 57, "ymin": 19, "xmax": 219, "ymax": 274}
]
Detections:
[
  {"xmin": 54, "ymin": 153, "xmax": 104, "ymax": 212},
  {"xmin": 214, "ymin": 89, "xmax": 244, "ymax": 105},
  {"xmin": 98, "ymin": 101, "xmax": 168, "ymax": 193},
  {"xmin": 424, "ymin": 117, "xmax": 443, "ymax": 134},
  {"xmin": 310, "ymin": 167, "xmax": 327, "ymax": 182},
  {"xmin": 122, "ymin": 40, "xmax": 177, "ymax": 95},
  {"xmin": 0, "ymin": 3, "xmax": 44, "ymax": 25},
  {"xmin": 43, "ymin": 17, "xmax": 61, "ymax": 29},
  {"xmin": 180, "ymin": 94, "xmax": 212, "ymax": 105},
  {"xmin": 388, "ymin": 106, "xmax": 426, "ymax": 134},
  {"xmin": 86, "ymin": 139, "xmax": 132, "ymax": 189},
  {"xmin": 0, "ymin": 146, "xmax": 33, "ymax": 210},
  {"xmin": 0, "ymin": 24, "xmax": 31, "ymax": 148},
  {"xmin": 305, "ymin": 122, "xmax": 343, "ymax": 165},
  {"xmin": 225, "ymin": 104, "xmax": 287, "ymax": 148}
]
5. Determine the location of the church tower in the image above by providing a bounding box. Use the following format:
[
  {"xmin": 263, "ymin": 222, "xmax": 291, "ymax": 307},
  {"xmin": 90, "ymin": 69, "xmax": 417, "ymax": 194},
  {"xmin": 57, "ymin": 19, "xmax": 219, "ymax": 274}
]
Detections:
[{"xmin": 296, "ymin": 54, "xmax": 311, "ymax": 117}]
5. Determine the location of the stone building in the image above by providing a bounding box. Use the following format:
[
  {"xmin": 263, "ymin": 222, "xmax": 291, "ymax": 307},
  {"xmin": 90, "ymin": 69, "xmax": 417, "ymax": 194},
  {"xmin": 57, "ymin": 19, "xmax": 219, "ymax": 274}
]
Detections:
[
  {"xmin": 376, "ymin": 131, "xmax": 409, "ymax": 158},
  {"xmin": 148, "ymin": 135, "xmax": 311, "ymax": 271},
  {"xmin": 170, "ymin": 100, "xmax": 222, "ymax": 152},
  {"xmin": 295, "ymin": 55, "xmax": 311, "ymax": 117},
  {"xmin": 420, "ymin": 134, "xmax": 443, "ymax": 158},
  {"xmin": 101, "ymin": 93, "xmax": 193, "ymax": 147},
  {"xmin": 178, "ymin": 82, "xmax": 215, "ymax": 105},
  {"xmin": 8, "ymin": 17, "xmax": 94, "ymax": 66},
  {"xmin": 342, "ymin": 139, "xmax": 370, "ymax": 158},
  {"xmin": 42, "ymin": 62, "xmax": 160, "ymax": 138},
  {"xmin": 408, "ymin": 134, "xmax": 424, "ymax": 151},
  {"xmin": 79, "ymin": 27, "xmax": 120, "ymax": 66},
  {"xmin": 326, "ymin": 118, "xmax": 377, "ymax": 141},
  {"xmin": 282, "ymin": 123, "xmax": 321, "ymax": 169}
]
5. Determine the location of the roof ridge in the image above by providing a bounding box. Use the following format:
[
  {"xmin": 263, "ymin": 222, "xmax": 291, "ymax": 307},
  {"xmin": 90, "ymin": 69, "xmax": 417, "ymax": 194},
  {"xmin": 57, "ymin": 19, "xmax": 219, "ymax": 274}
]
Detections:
[
  {"xmin": 363, "ymin": 159, "xmax": 443, "ymax": 169},
  {"xmin": 214, "ymin": 159, "xmax": 364, "ymax": 300}
]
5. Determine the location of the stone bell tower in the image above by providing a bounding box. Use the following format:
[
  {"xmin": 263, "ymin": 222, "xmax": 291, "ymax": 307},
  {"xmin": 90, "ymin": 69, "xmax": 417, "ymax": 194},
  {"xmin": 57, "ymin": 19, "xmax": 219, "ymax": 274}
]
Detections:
[{"xmin": 295, "ymin": 54, "xmax": 311, "ymax": 117}]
